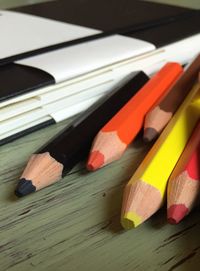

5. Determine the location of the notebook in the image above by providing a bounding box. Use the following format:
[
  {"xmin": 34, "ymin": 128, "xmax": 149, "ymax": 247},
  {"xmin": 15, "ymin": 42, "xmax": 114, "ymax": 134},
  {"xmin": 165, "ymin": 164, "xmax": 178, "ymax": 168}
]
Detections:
[
  {"xmin": 0, "ymin": 0, "xmax": 199, "ymax": 144},
  {"xmin": 1, "ymin": 0, "xmax": 199, "ymax": 101},
  {"xmin": 1, "ymin": 33, "xmax": 200, "ymax": 145},
  {"xmin": 0, "ymin": 0, "xmax": 197, "ymax": 64}
]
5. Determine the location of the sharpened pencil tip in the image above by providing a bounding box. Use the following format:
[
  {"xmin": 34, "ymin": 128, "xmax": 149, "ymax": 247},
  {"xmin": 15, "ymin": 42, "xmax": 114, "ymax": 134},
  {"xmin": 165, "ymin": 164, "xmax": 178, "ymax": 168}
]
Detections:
[
  {"xmin": 15, "ymin": 178, "xmax": 36, "ymax": 197},
  {"xmin": 121, "ymin": 212, "xmax": 142, "ymax": 229},
  {"xmin": 167, "ymin": 204, "xmax": 188, "ymax": 224},
  {"xmin": 87, "ymin": 151, "xmax": 105, "ymax": 171},
  {"xmin": 143, "ymin": 128, "xmax": 159, "ymax": 142}
]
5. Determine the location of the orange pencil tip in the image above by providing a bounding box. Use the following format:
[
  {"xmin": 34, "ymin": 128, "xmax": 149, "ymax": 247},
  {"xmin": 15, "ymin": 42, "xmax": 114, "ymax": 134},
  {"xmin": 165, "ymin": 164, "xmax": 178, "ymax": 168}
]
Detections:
[{"xmin": 87, "ymin": 151, "xmax": 105, "ymax": 171}]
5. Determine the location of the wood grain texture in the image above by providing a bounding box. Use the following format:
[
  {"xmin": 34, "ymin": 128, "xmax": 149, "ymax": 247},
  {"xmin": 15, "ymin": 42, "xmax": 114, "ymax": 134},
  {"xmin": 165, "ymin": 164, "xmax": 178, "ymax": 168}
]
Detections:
[{"xmin": 1, "ymin": 118, "xmax": 200, "ymax": 271}]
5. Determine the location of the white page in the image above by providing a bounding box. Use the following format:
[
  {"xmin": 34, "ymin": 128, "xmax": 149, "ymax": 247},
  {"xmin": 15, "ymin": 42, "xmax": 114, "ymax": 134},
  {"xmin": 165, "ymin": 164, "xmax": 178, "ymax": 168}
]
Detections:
[
  {"xmin": 1, "ymin": 34, "xmax": 200, "ymax": 113},
  {"xmin": 1, "ymin": 34, "xmax": 200, "ymax": 141},
  {"xmin": 0, "ymin": 69, "xmax": 115, "ymax": 108},
  {"xmin": 0, "ymin": 117, "xmax": 52, "ymax": 141},
  {"xmin": 0, "ymin": 10, "xmax": 100, "ymax": 59},
  {"xmin": 0, "ymin": 98, "xmax": 41, "ymax": 122},
  {"xmin": 0, "ymin": 107, "xmax": 47, "ymax": 133},
  {"xmin": 0, "ymin": 74, "xmax": 114, "ymax": 121},
  {"xmin": 160, "ymin": 34, "xmax": 200, "ymax": 63},
  {"xmin": 51, "ymin": 95, "xmax": 105, "ymax": 123},
  {"xmin": 0, "ymin": 95, "xmax": 104, "ymax": 141},
  {"xmin": 2, "ymin": 33, "xmax": 200, "ymax": 123},
  {"xmin": 17, "ymin": 35, "xmax": 155, "ymax": 83}
]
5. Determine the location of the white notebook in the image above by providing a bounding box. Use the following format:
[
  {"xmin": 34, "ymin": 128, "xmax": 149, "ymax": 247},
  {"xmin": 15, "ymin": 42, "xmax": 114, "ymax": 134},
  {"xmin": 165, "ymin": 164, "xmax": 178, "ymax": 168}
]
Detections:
[
  {"xmin": 0, "ymin": 9, "xmax": 100, "ymax": 60},
  {"xmin": 1, "ymin": 33, "xmax": 200, "ymax": 143},
  {"xmin": 16, "ymin": 34, "xmax": 155, "ymax": 83}
]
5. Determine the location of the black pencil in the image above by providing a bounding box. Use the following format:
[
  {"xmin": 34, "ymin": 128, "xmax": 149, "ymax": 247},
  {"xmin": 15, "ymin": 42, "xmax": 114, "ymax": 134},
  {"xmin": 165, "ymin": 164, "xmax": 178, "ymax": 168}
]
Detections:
[{"xmin": 15, "ymin": 71, "xmax": 149, "ymax": 197}]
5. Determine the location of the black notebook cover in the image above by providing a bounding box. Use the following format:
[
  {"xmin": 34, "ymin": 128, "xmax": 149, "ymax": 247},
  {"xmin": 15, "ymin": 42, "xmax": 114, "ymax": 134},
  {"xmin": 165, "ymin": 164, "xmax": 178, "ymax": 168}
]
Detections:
[
  {"xmin": 15, "ymin": 0, "xmax": 194, "ymax": 32},
  {"xmin": 0, "ymin": 0, "xmax": 199, "ymax": 102},
  {"xmin": 0, "ymin": 0, "xmax": 196, "ymax": 64}
]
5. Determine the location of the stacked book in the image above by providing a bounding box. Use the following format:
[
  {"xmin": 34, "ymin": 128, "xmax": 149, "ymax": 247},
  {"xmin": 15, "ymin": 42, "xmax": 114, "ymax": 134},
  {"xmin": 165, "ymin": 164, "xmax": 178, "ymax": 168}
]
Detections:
[{"xmin": 0, "ymin": 0, "xmax": 199, "ymax": 145}]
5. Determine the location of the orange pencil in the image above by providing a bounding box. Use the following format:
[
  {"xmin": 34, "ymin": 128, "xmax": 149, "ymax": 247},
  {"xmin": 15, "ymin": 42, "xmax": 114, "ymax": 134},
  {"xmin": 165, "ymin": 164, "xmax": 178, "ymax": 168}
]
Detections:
[{"xmin": 87, "ymin": 62, "xmax": 183, "ymax": 170}]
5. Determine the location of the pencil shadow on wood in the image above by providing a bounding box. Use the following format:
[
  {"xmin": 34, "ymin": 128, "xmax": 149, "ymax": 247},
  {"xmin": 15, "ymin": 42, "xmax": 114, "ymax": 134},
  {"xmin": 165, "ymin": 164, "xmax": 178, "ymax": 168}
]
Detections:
[
  {"xmin": 64, "ymin": 130, "xmax": 154, "ymax": 234},
  {"xmin": 148, "ymin": 203, "xmax": 168, "ymax": 229},
  {"xmin": 6, "ymin": 173, "xmax": 23, "ymax": 202},
  {"xmin": 8, "ymin": 193, "xmax": 19, "ymax": 202},
  {"xmin": 105, "ymin": 139, "xmax": 153, "ymax": 234},
  {"xmin": 130, "ymin": 129, "xmax": 144, "ymax": 146},
  {"xmin": 102, "ymin": 189, "xmax": 124, "ymax": 234},
  {"xmin": 8, "ymin": 180, "xmax": 27, "ymax": 202}
]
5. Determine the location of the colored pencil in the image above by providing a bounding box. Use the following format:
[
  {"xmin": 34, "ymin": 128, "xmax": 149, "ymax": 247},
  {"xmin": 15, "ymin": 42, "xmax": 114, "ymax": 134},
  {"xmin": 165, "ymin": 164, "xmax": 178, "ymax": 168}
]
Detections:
[
  {"xmin": 121, "ymin": 83, "xmax": 200, "ymax": 229},
  {"xmin": 143, "ymin": 54, "xmax": 200, "ymax": 142},
  {"xmin": 87, "ymin": 62, "xmax": 183, "ymax": 171},
  {"xmin": 15, "ymin": 71, "xmax": 149, "ymax": 197},
  {"xmin": 167, "ymin": 121, "xmax": 200, "ymax": 224}
]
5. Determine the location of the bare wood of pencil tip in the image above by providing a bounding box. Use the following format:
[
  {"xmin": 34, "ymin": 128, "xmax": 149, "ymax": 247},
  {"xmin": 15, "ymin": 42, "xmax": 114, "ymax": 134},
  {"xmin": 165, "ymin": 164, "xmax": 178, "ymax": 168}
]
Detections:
[
  {"xmin": 15, "ymin": 71, "xmax": 149, "ymax": 197},
  {"xmin": 87, "ymin": 62, "xmax": 183, "ymax": 170},
  {"xmin": 121, "ymin": 83, "xmax": 200, "ymax": 229},
  {"xmin": 143, "ymin": 54, "xmax": 200, "ymax": 142},
  {"xmin": 15, "ymin": 153, "xmax": 64, "ymax": 197}
]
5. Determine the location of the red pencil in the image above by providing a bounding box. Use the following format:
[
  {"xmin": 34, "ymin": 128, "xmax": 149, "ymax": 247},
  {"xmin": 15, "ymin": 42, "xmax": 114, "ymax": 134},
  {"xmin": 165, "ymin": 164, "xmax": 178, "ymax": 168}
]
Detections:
[
  {"xmin": 167, "ymin": 121, "xmax": 200, "ymax": 224},
  {"xmin": 87, "ymin": 62, "xmax": 183, "ymax": 171}
]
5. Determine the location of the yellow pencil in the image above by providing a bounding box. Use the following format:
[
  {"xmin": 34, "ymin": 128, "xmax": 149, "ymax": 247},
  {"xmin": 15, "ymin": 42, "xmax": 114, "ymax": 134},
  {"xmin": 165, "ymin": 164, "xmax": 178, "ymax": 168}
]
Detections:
[{"xmin": 121, "ymin": 83, "xmax": 200, "ymax": 229}]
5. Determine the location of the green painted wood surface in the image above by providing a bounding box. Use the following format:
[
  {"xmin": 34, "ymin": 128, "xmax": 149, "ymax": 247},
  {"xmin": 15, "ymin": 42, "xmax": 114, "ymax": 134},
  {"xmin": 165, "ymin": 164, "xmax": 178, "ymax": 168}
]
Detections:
[
  {"xmin": 1, "ymin": 117, "xmax": 200, "ymax": 271},
  {"xmin": 0, "ymin": 1, "xmax": 200, "ymax": 270}
]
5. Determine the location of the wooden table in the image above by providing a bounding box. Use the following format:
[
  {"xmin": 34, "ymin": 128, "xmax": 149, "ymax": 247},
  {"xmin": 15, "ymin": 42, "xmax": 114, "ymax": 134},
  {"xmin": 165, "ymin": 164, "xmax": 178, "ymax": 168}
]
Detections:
[
  {"xmin": 1, "ymin": 116, "xmax": 200, "ymax": 271},
  {"xmin": 1, "ymin": 1, "xmax": 200, "ymax": 271}
]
